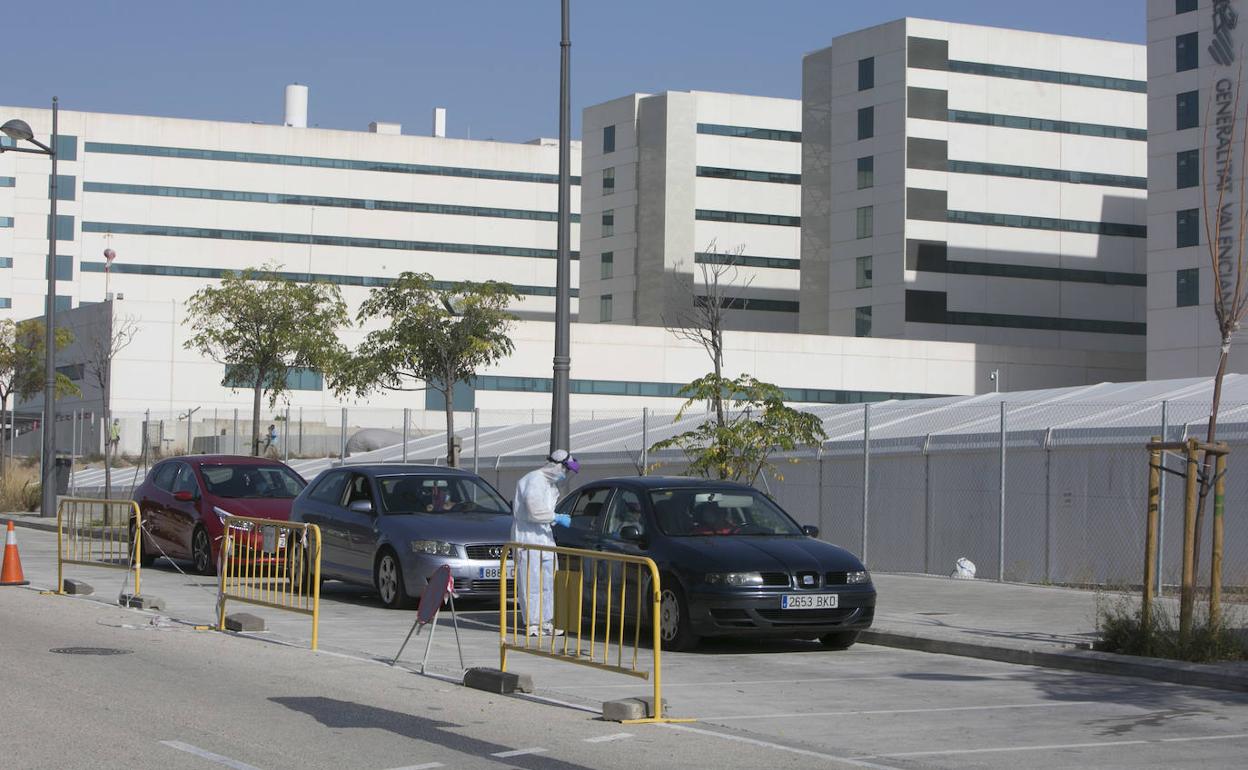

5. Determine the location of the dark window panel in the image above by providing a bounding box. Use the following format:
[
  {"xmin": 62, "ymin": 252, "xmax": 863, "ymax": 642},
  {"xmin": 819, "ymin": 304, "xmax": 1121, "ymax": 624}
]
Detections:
[
  {"xmin": 907, "ymin": 138, "xmax": 948, "ymax": 171},
  {"xmin": 907, "ymin": 37, "xmax": 949, "ymax": 70},
  {"xmin": 907, "ymin": 87, "xmax": 948, "ymax": 120}
]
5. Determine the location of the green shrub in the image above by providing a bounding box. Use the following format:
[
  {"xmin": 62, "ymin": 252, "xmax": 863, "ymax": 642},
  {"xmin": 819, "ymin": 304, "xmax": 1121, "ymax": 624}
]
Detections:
[{"xmin": 1096, "ymin": 595, "xmax": 1248, "ymax": 663}]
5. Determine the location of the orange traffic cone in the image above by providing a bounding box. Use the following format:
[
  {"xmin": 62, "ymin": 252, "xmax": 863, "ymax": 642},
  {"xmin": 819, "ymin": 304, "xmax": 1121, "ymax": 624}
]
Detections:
[{"xmin": 1, "ymin": 520, "xmax": 29, "ymax": 586}]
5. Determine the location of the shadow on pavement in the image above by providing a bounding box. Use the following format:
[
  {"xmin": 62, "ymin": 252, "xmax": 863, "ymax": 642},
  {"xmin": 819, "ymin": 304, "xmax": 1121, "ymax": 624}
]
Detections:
[{"xmin": 269, "ymin": 696, "xmax": 595, "ymax": 770}]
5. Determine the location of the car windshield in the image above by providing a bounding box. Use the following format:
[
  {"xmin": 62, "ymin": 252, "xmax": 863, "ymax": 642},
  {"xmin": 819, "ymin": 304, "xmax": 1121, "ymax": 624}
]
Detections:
[
  {"xmin": 649, "ymin": 487, "xmax": 803, "ymax": 536},
  {"xmin": 200, "ymin": 464, "xmax": 305, "ymax": 499},
  {"xmin": 377, "ymin": 474, "xmax": 510, "ymax": 515}
]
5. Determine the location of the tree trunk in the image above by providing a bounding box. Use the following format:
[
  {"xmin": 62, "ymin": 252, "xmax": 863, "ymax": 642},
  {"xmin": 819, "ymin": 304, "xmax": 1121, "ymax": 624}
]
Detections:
[
  {"xmin": 251, "ymin": 379, "xmax": 263, "ymax": 457},
  {"xmin": 0, "ymin": 393, "xmax": 7, "ymax": 480},
  {"xmin": 444, "ymin": 382, "xmax": 456, "ymax": 467},
  {"xmin": 102, "ymin": 378, "xmax": 112, "ymax": 501},
  {"xmin": 713, "ymin": 340, "xmax": 725, "ymax": 429},
  {"xmin": 1193, "ymin": 342, "xmax": 1230, "ymax": 581}
]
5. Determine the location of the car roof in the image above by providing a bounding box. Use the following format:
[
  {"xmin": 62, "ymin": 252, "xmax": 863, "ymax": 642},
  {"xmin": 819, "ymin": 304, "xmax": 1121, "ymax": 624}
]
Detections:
[
  {"xmin": 331, "ymin": 464, "xmax": 481, "ymax": 478},
  {"xmin": 583, "ymin": 476, "xmax": 758, "ymax": 491},
  {"xmin": 173, "ymin": 455, "xmax": 295, "ymax": 467}
]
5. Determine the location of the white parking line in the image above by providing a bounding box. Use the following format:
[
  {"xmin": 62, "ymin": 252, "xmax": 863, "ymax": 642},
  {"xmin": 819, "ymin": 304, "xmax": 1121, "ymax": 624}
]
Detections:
[
  {"xmin": 584, "ymin": 733, "xmax": 633, "ymax": 743},
  {"xmin": 490, "ymin": 747, "xmax": 548, "ymax": 758},
  {"xmin": 864, "ymin": 732, "xmax": 1248, "ymax": 759},
  {"xmin": 701, "ymin": 700, "xmax": 1094, "ymax": 721},
  {"xmin": 383, "ymin": 764, "xmax": 444, "ymax": 770},
  {"xmin": 553, "ymin": 674, "xmax": 933, "ymax": 690},
  {"xmin": 159, "ymin": 741, "xmax": 263, "ymax": 770},
  {"xmin": 656, "ymin": 724, "xmax": 895, "ymax": 769}
]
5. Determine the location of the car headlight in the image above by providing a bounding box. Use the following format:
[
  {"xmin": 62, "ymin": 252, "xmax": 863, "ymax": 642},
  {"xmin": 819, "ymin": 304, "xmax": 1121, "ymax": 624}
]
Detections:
[
  {"xmin": 214, "ymin": 506, "xmax": 252, "ymax": 531},
  {"xmin": 705, "ymin": 572, "xmax": 764, "ymax": 587},
  {"xmin": 411, "ymin": 540, "xmax": 457, "ymax": 557},
  {"xmin": 846, "ymin": 570, "xmax": 870, "ymax": 584}
]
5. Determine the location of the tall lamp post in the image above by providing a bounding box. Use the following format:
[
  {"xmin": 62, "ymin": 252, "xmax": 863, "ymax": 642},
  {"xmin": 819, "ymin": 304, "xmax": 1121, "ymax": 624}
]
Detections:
[
  {"xmin": 550, "ymin": 0, "xmax": 572, "ymax": 453},
  {"xmin": 1, "ymin": 97, "xmax": 60, "ymax": 518}
]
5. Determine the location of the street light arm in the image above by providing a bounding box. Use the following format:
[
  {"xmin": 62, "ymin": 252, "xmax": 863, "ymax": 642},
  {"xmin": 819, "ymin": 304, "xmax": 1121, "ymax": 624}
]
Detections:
[{"xmin": 0, "ymin": 145, "xmax": 52, "ymax": 156}]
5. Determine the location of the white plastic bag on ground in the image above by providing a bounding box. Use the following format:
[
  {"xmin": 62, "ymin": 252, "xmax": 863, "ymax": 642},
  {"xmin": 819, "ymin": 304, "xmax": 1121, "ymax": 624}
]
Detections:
[{"xmin": 951, "ymin": 557, "xmax": 976, "ymax": 580}]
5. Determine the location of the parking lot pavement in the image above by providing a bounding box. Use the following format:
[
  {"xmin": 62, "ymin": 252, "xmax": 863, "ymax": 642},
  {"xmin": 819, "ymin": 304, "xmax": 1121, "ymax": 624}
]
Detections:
[{"xmin": 10, "ymin": 522, "xmax": 1248, "ymax": 769}]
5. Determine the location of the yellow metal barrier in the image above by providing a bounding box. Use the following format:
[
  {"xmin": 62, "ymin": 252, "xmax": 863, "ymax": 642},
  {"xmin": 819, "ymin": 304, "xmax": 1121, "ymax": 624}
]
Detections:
[
  {"xmin": 499, "ymin": 542, "xmax": 690, "ymax": 724},
  {"xmin": 216, "ymin": 516, "xmax": 322, "ymax": 650},
  {"xmin": 56, "ymin": 497, "xmax": 142, "ymax": 595}
]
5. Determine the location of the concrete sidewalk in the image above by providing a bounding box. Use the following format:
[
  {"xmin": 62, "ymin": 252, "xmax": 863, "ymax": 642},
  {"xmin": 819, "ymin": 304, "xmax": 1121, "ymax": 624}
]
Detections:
[{"xmin": 8, "ymin": 511, "xmax": 1247, "ymax": 692}]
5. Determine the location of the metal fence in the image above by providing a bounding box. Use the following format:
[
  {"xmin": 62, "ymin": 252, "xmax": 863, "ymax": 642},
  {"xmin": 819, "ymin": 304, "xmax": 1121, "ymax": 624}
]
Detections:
[{"xmin": 15, "ymin": 397, "xmax": 1248, "ymax": 591}]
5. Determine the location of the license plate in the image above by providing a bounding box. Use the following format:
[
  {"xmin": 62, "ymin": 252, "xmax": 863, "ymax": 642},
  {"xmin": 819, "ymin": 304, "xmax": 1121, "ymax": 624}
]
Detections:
[
  {"xmin": 478, "ymin": 565, "xmax": 514, "ymax": 580},
  {"xmin": 781, "ymin": 594, "xmax": 839, "ymax": 610}
]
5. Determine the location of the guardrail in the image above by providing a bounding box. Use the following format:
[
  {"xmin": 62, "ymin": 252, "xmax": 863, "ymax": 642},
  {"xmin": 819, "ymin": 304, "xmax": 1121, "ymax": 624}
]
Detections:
[
  {"xmin": 217, "ymin": 515, "xmax": 322, "ymax": 650},
  {"xmin": 57, "ymin": 497, "xmax": 142, "ymax": 595},
  {"xmin": 499, "ymin": 542, "xmax": 684, "ymax": 723}
]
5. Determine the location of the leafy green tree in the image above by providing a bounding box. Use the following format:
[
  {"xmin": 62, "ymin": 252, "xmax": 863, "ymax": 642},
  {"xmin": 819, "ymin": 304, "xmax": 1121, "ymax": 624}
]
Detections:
[
  {"xmin": 184, "ymin": 266, "xmax": 349, "ymax": 456},
  {"xmin": 341, "ymin": 273, "xmax": 519, "ymax": 466},
  {"xmin": 649, "ymin": 373, "xmax": 826, "ymax": 485},
  {"xmin": 0, "ymin": 319, "xmax": 79, "ymax": 475}
]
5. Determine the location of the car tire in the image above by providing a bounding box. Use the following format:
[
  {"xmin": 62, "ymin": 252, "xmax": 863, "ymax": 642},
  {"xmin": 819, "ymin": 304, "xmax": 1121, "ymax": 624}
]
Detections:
[
  {"xmin": 128, "ymin": 519, "xmax": 157, "ymax": 568},
  {"xmin": 657, "ymin": 576, "xmax": 699, "ymax": 652},
  {"xmin": 375, "ymin": 549, "xmax": 413, "ymax": 610},
  {"xmin": 819, "ymin": 630, "xmax": 860, "ymax": 650},
  {"xmin": 192, "ymin": 526, "xmax": 216, "ymax": 576}
]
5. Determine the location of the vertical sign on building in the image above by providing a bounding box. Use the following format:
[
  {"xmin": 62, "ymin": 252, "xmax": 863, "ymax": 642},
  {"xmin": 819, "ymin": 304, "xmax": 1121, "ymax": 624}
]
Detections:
[{"xmin": 1209, "ymin": 1, "xmax": 1241, "ymax": 311}]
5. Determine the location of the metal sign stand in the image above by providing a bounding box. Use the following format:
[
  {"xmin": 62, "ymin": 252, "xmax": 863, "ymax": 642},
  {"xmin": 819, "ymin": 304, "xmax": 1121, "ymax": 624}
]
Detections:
[{"xmin": 392, "ymin": 564, "xmax": 465, "ymax": 674}]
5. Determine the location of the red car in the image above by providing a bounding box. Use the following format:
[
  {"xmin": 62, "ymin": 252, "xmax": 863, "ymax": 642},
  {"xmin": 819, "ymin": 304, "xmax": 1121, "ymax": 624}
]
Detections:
[{"xmin": 132, "ymin": 455, "xmax": 308, "ymax": 575}]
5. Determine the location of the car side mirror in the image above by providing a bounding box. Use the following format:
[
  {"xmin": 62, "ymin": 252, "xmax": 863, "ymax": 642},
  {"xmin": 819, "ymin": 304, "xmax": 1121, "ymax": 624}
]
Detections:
[
  {"xmin": 619, "ymin": 525, "xmax": 642, "ymax": 542},
  {"xmin": 348, "ymin": 499, "xmax": 374, "ymax": 514},
  {"xmin": 173, "ymin": 490, "xmax": 195, "ymax": 503},
  {"xmin": 801, "ymin": 525, "xmax": 819, "ymax": 538}
]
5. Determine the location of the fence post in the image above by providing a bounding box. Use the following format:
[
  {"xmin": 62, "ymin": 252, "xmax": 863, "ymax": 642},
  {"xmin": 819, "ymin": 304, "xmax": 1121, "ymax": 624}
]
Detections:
[
  {"xmin": 1210, "ymin": 449, "xmax": 1227, "ymax": 626},
  {"xmin": 817, "ymin": 444, "xmax": 825, "ymax": 542},
  {"xmin": 922, "ymin": 433, "xmax": 931, "ymax": 575},
  {"xmin": 339, "ymin": 408, "xmax": 348, "ymax": 466},
  {"xmin": 299, "ymin": 407, "xmax": 304, "ymax": 456},
  {"xmin": 186, "ymin": 410, "xmax": 193, "ymax": 455},
  {"xmin": 473, "ymin": 407, "xmax": 480, "ymax": 475},
  {"xmin": 641, "ymin": 407, "xmax": 649, "ymax": 476},
  {"xmin": 70, "ymin": 410, "xmax": 79, "ymax": 496},
  {"xmin": 1157, "ymin": 400, "xmax": 1168, "ymax": 594},
  {"xmin": 284, "ymin": 405, "xmax": 291, "ymax": 463},
  {"xmin": 998, "ymin": 401, "xmax": 1007, "ymax": 583},
  {"xmin": 232, "ymin": 408, "xmax": 239, "ymax": 455},
  {"xmin": 862, "ymin": 402, "xmax": 871, "ymax": 563},
  {"xmin": 402, "ymin": 408, "xmax": 410, "ymax": 463},
  {"xmin": 1143, "ymin": 436, "xmax": 1161, "ymax": 631}
]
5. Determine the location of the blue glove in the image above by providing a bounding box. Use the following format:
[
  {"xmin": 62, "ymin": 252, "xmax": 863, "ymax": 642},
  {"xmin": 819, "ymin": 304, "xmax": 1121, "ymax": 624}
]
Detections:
[{"xmin": 552, "ymin": 514, "xmax": 571, "ymax": 528}]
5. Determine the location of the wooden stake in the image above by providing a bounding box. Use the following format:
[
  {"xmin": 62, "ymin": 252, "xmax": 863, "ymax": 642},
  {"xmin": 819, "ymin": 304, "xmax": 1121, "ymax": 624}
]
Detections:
[
  {"xmin": 1143, "ymin": 438, "xmax": 1161, "ymax": 631},
  {"xmin": 1180, "ymin": 438, "xmax": 1199, "ymax": 643},
  {"xmin": 1211, "ymin": 450, "xmax": 1227, "ymax": 626}
]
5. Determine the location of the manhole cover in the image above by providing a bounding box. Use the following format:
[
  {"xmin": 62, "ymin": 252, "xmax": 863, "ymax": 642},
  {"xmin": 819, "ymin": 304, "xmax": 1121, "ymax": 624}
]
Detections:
[{"xmin": 50, "ymin": 647, "xmax": 134, "ymax": 656}]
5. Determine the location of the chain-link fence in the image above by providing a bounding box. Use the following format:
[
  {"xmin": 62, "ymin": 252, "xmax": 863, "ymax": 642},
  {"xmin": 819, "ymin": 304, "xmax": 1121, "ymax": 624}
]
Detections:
[{"xmin": 8, "ymin": 397, "xmax": 1245, "ymax": 591}]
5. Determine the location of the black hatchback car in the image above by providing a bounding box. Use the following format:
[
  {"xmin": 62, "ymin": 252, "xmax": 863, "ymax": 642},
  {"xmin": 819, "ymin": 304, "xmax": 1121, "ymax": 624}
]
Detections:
[{"xmin": 553, "ymin": 476, "xmax": 875, "ymax": 651}]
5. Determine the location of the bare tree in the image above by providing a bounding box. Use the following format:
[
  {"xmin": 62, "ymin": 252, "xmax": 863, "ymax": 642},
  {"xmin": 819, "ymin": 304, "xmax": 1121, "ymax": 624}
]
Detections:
[
  {"xmin": 664, "ymin": 240, "xmax": 754, "ymax": 427},
  {"xmin": 83, "ymin": 312, "xmax": 138, "ymax": 499}
]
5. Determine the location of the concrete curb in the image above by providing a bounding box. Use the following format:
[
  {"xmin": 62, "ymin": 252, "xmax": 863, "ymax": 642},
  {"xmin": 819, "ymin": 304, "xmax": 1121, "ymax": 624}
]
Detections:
[
  {"xmin": 6, "ymin": 516, "xmax": 58, "ymax": 535},
  {"xmin": 860, "ymin": 628, "xmax": 1248, "ymax": 693}
]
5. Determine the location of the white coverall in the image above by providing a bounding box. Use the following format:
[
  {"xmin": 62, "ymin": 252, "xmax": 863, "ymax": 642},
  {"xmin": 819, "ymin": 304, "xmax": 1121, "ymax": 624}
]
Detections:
[{"xmin": 511, "ymin": 463, "xmax": 563, "ymax": 630}]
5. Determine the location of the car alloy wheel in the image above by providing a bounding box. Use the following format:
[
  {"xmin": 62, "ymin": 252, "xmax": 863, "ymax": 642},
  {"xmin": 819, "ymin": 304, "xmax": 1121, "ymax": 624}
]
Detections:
[
  {"xmin": 375, "ymin": 550, "xmax": 412, "ymax": 609},
  {"xmin": 192, "ymin": 528, "xmax": 215, "ymax": 576},
  {"xmin": 657, "ymin": 580, "xmax": 698, "ymax": 651}
]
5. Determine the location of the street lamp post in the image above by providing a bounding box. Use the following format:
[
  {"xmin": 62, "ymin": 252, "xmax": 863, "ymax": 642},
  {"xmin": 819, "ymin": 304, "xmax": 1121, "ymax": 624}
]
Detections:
[
  {"xmin": 550, "ymin": 0, "xmax": 572, "ymax": 453},
  {"xmin": 1, "ymin": 97, "xmax": 60, "ymax": 518}
]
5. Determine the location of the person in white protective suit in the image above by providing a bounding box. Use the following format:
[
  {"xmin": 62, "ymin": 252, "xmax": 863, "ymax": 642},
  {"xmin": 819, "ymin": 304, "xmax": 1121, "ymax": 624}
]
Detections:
[{"xmin": 511, "ymin": 449, "xmax": 579, "ymax": 636}]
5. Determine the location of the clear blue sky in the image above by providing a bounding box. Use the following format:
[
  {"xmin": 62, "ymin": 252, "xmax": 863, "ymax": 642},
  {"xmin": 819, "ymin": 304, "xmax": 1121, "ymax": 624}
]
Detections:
[{"xmin": 4, "ymin": 0, "xmax": 1144, "ymax": 142}]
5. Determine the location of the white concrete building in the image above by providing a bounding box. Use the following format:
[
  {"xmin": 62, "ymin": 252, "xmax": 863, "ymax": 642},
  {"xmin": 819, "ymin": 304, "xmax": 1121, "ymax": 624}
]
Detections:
[
  {"xmin": 580, "ymin": 91, "xmax": 802, "ymax": 332},
  {"xmin": 800, "ymin": 19, "xmax": 1148, "ymax": 354},
  {"xmin": 1146, "ymin": 0, "xmax": 1248, "ymax": 379}
]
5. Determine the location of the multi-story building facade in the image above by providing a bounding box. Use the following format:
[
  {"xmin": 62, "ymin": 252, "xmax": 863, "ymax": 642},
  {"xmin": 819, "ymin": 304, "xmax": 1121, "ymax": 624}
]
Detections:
[
  {"xmin": 580, "ymin": 91, "xmax": 802, "ymax": 332},
  {"xmin": 800, "ymin": 18, "xmax": 1148, "ymax": 354},
  {"xmin": 1146, "ymin": 0, "xmax": 1248, "ymax": 379}
]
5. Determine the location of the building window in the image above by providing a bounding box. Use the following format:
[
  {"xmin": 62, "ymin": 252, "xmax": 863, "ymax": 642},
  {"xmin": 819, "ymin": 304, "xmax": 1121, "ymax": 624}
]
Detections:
[
  {"xmin": 224, "ymin": 365, "xmax": 324, "ymax": 392},
  {"xmin": 1176, "ymin": 32, "xmax": 1198, "ymax": 72},
  {"xmin": 601, "ymin": 251, "xmax": 613, "ymax": 279},
  {"xmin": 0, "ymin": 258, "xmax": 12, "ymax": 268},
  {"xmin": 0, "ymin": 298, "xmax": 10, "ymax": 309},
  {"xmin": 1177, "ymin": 208, "xmax": 1200, "ymax": 248},
  {"xmin": 857, "ymin": 106, "xmax": 874, "ymax": 140},
  {"xmin": 855, "ymin": 306, "xmax": 872, "ymax": 337},
  {"xmin": 54, "ymin": 135, "xmax": 78, "ymax": 161},
  {"xmin": 858, "ymin": 57, "xmax": 874, "ymax": 90},
  {"xmin": 54, "ymin": 295, "xmax": 72, "ymax": 312},
  {"xmin": 425, "ymin": 380, "xmax": 475, "ymax": 412},
  {"xmin": 47, "ymin": 214, "xmax": 74, "ymax": 241},
  {"xmin": 602, "ymin": 167, "xmax": 615, "ymax": 195},
  {"xmin": 49, "ymin": 174, "xmax": 75, "ymax": 201},
  {"xmin": 1176, "ymin": 91, "xmax": 1199, "ymax": 130},
  {"xmin": 603, "ymin": 125, "xmax": 616, "ymax": 154},
  {"xmin": 600, "ymin": 294, "xmax": 613, "ymax": 322},
  {"xmin": 1177, "ymin": 149, "xmax": 1199, "ymax": 189},
  {"xmin": 602, "ymin": 209, "xmax": 614, "ymax": 237},
  {"xmin": 55, "ymin": 255, "xmax": 73, "ymax": 280},
  {"xmin": 0, "ymin": 176, "xmax": 15, "ymax": 187},
  {"xmin": 857, "ymin": 156, "xmax": 874, "ymax": 189},
  {"xmin": 856, "ymin": 256, "xmax": 873, "ymax": 288},
  {"xmin": 1176, "ymin": 0, "xmax": 1196, "ymax": 13},
  {"xmin": 856, "ymin": 206, "xmax": 873, "ymax": 239},
  {"xmin": 1177, "ymin": 268, "xmax": 1199, "ymax": 307}
]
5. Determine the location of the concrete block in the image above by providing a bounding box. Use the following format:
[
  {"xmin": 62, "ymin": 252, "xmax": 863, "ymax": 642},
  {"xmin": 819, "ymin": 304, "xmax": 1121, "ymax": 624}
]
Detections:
[
  {"xmin": 463, "ymin": 667, "xmax": 529, "ymax": 694},
  {"xmin": 602, "ymin": 695, "xmax": 669, "ymax": 722},
  {"xmin": 61, "ymin": 578, "xmax": 93, "ymax": 595},
  {"xmin": 118, "ymin": 593, "xmax": 165, "ymax": 611},
  {"xmin": 224, "ymin": 612, "xmax": 266, "ymax": 632}
]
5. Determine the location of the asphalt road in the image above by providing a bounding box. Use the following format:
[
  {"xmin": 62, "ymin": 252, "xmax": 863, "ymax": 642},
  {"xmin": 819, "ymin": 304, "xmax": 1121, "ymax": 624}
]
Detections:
[{"xmin": 8, "ymin": 525, "xmax": 1248, "ymax": 769}]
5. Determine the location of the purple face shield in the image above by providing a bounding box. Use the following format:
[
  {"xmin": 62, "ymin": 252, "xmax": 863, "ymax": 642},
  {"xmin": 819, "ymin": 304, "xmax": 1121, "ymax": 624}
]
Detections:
[{"xmin": 564, "ymin": 457, "xmax": 581, "ymax": 474}]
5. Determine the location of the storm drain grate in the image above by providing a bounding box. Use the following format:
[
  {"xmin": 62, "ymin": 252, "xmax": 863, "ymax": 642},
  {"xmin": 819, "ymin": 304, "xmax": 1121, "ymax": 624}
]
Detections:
[{"xmin": 50, "ymin": 647, "xmax": 134, "ymax": 656}]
